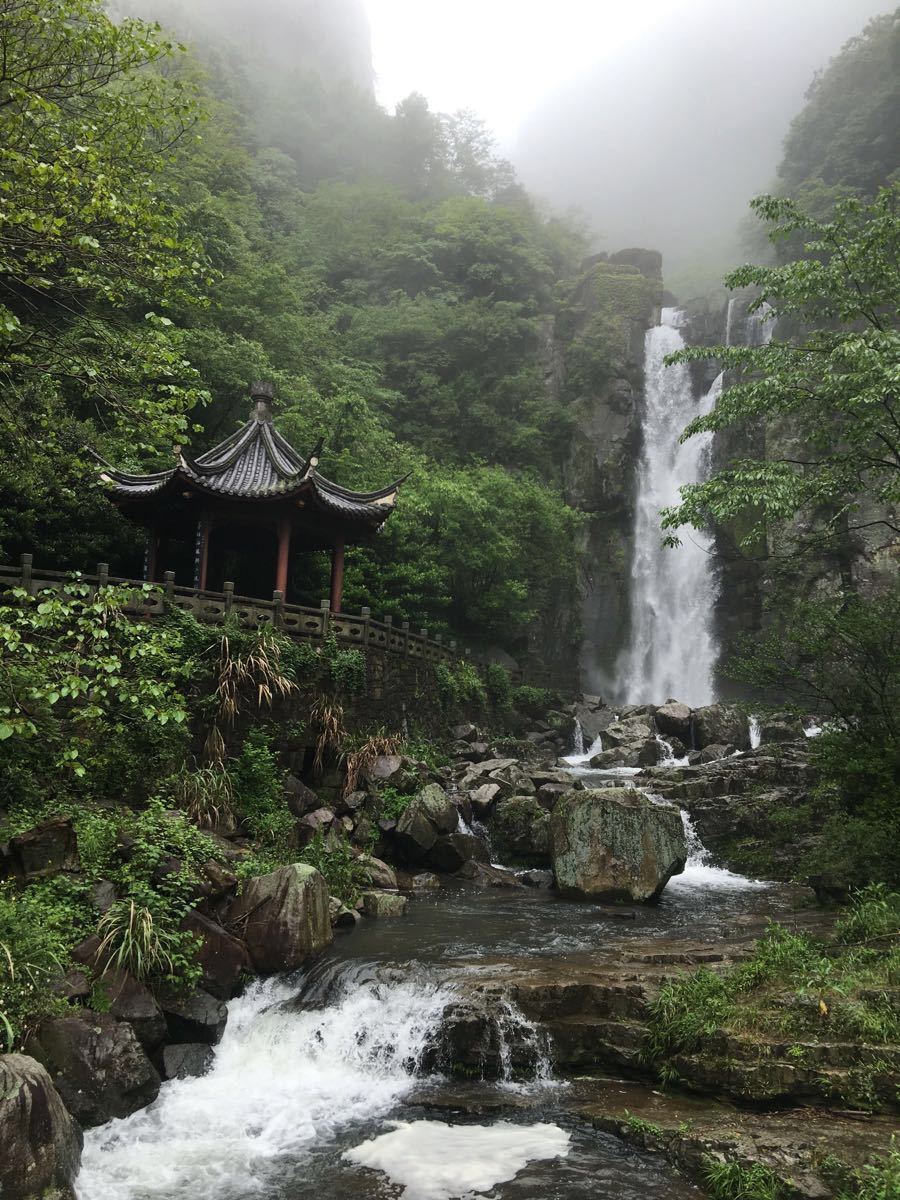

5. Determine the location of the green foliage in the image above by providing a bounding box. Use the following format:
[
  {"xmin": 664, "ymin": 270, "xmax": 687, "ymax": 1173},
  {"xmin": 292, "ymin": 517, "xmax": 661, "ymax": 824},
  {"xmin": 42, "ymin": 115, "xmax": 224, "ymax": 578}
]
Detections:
[
  {"xmin": 320, "ymin": 634, "xmax": 366, "ymax": 696},
  {"xmin": 484, "ymin": 663, "xmax": 513, "ymax": 710},
  {"xmin": 377, "ymin": 786, "xmax": 412, "ymax": 822},
  {"xmin": 511, "ymin": 685, "xmax": 553, "ymax": 713},
  {"xmin": 663, "ymin": 185, "xmax": 900, "ymax": 558},
  {"xmin": 778, "ymin": 14, "xmax": 899, "ymax": 202},
  {"xmin": 704, "ymin": 1158, "xmax": 786, "ymax": 1200},
  {"xmin": 96, "ymin": 899, "xmax": 199, "ymax": 988},
  {"xmin": 298, "ymin": 830, "xmax": 367, "ymax": 907},
  {"xmin": 0, "ymin": 882, "xmax": 77, "ymax": 1051},
  {"xmin": 728, "ymin": 582, "xmax": 900, "ymax": 889},
  {"xmin": 0, "ymin": 582, "xmax": 188, "ymax": 778},
  {"xmin": 0, "ymin": 0, "xmax": 211, "ymax": 555},
  {"xmin": 844, "ymin": 1144, "xmax": 900, "ymax": 1200},
  {"xmin": 646, "ymin": 901, "xmax": 900, "ymax": 1082},
  {"xmin": 230, "ymin": 729, "xmax": 293, "ymax": 857},
  {"xmin": 435, "ymin": 660, "xmax": 488, "ymax": 712},
  {"xmin": 622, "ymin": 1112, "xmax": 665, "ymax": 1140}
]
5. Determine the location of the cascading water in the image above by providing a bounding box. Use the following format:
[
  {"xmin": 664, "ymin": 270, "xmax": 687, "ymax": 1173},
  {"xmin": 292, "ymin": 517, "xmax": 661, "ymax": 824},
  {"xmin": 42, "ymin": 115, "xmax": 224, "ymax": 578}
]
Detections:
[
  {"xmin": 667, "ymin": 809, "xmax": 767, "ymax": 894},
  {"xmin": 618, "ymin": 308, "xmax": 720, "ymax": 705}
]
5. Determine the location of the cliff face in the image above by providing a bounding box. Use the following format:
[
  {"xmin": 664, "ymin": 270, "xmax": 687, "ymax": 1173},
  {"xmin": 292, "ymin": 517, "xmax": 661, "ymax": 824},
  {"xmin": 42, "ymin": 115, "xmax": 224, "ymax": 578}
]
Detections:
[{"xmin": 551, "ymin": 250, "xmax": 663, "ymax": 695}]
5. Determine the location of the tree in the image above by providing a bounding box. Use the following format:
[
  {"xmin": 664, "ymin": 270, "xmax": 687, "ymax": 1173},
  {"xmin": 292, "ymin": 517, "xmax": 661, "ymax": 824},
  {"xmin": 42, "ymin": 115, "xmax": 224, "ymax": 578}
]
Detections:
[
  {"xmin": 662, "ymin": 185, "xmax": 900, "ymax": 560},
  {"xmin": 0, "ymin": 0, "xmax": 210, "ymax": 463}
]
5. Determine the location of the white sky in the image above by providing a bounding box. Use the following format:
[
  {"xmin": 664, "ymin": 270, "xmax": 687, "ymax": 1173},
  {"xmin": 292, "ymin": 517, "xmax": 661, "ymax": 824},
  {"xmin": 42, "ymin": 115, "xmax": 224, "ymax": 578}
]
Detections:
[{"xmin": 362, "ymin": 0, "xmax": 681, "ymax": 148}]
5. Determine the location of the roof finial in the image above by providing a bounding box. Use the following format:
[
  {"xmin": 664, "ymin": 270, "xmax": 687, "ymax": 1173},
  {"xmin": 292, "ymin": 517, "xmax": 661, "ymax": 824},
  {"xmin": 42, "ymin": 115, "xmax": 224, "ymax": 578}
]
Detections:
[{"xmin": 250, "ymin": 380, "xmax": 275, "ymax": 422}]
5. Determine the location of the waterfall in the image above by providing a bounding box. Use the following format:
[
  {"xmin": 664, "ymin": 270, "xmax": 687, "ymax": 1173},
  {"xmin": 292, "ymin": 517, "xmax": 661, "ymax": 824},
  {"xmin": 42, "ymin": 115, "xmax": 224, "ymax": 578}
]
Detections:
[
  {"xmin": 667, "ymin": 809, "xmax": 767, "ymax": 894},
  {"xmin": 618, "ymin": 308, "xmax": 720, "ymax": 705},
  {"xmin": 749, "ymin": 715, "xmax": 761, "ymax": 748}
]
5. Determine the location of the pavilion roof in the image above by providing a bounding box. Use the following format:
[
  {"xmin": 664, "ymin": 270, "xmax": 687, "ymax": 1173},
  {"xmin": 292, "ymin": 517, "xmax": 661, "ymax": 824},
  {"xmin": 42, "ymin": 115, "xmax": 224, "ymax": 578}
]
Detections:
[{"xmin": 101, "ymin": 386, "xmax": 404, "ymax": 532}]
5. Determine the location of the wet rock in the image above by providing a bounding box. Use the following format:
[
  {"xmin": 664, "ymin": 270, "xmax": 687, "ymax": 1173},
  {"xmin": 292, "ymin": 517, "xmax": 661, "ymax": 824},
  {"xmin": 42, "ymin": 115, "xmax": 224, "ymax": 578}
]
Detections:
[
  {"xmin": 487, "ymin": 763, "xmax": 537, "ymax": 797},
  {"xmin": 4, "ymin": 817, "xmax": 79, "ymax": 883},
  {"xmin": 361, "ymin": 891, "xmax": 408, "ymax": 918},
  {"xmin": 458, "ymin": 862, "xmax": 521, "ymax": 887},
  {"xmin": 550, "ymin": 788, "xmax": 687, "ymax": 901},
  {"xmin": 759, "ymin": 715, "xmax": 806, "ymax": 743},
  {"xmin": 655, "ymin": 701, "xmax": 693, "ymax": 742},
  {"xmin": 367, "ymin": 754, "xmax": 404, "ymax": 782},
  {"xmin": 637, "ymin": 739, "xmax": 667, "ymax": 767},
  {"xmin": 161, "ymin": 1042, "xmax": 214, "ymax": 1081},
  {"xmin": 161, "ymin": 988, "xmax": 227, "ymax": 1045},
  {"xmin": 284, "ymin": 775, "xmax": 320, "ymax": 817},
  {"xmin": 180, "ymin": 909, "xmax": 249, "ymax": 1000},
  {"xmin": 590, "ymin": 746, "xmax": 639, "ymax": 769},
  {"xmin": 0, "ymin": 1053, "xmax": 82, "ymax": 1200},
  {"xmin": 489, "ymin": 795, "xmax": 551, "ymax": 866},
  {"xmin": 227, "ymin": 863, "xmax": 332, "ymax": 973},
  {"xmin": 52, "ymin": 969, "xmax": 91, "ymax": 1004},
  {"xmin": 394, "ymin": 783, "xmax": 458, "ymax": 861},
  {"xmin": 699, "ymin": 743, "xmax": 734, "ymax": 763},
  {"xmin": 693, "ymin": 704, "xmax": 750, "ymax": 751},
  {"xmin": 426, "ymin": 832, "xmax": 490, "ymax": 873},
  {"xmin": 536, "ymin": 781, "xmax": 570, "ymax": 810},
  {"xmin": 517, "ymin": 869, "xmax": 554, "ymax": 889},
  {"xmin": 94, "ymin": 967, "xmax": 167, "ymax": 1052},
  {"xmin": 604, "ymin": 718, "xmax": 654, "ymax": 747},
  {"xmin": 451, "ymin": 723, "xmax": 479, "ymax": 743},
  {"xmin": 28, "ymin": 1011, "xmax": 161, "ymax": 1128},
  {"xmin": 88, "ymin": 879, "xmax": 117, "ymax": 913},
  {"xmin": 396, "ymin": 870, "xmax": 441, "ymax": 891},
  {"xmin": 198, "ymin": 859, "xmax": 238, "ymax": 900},
  {"xmin": 356, "ymin": 854, "xmax": 398, "ymax": 891},
  {"xmin": 469, "ymin": 782, "xmax": 502, "ymax": 818}
]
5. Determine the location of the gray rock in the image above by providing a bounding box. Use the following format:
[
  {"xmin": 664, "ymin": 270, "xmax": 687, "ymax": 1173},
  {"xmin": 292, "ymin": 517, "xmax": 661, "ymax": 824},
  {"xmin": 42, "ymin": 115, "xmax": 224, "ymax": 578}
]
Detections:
[
  {"xmin": 356, "ymin": 854, "xmax": 398, "ymax": 891},
  {"xmin": 426, "ymin": 832, "xmax": 490, "ymax": 873},
  {"xmin": 759, "ymin": 715, "xmax": 806, "ymax": 743},
  {"xmin": 550, "ymin": 788, "xmax": 687, "ymax": 901},
  {"xmin": 0, "ymin": 1053, "xmax": 82, "ymax": 1200},
  {"xmin": 28, "ymin": 1011, "xmax": 161, "ymax": 1128},
  {"xmin": 283, "ymin": 774, "xmax": 319, "ymax": 817},
  {"xmin": 95, "ymin": 967, "xmax": 167, "ymax": 1052},
  {"xmin": 162, "ymin": 1043, "xmax": 214, "ymax": 1080},
  {"xmin": 180, "ymin": 909, "xmax": 250, "ymax": 1000},
  {"xmin": 603, "ymin": 718, "xmax": 654, "ymax": 747},
  {"xmin": 451, "ymin": 723, "xmax": 478, "ymax": 743},
  {"xmin": 487, "ymin": 763, "xmax": 537, "ymax": 797},
  {"xmin": 89, "ymin": 879, "xmax": 117, "ymax": 913},
  {"xmin": 5, "ymin": 818, "xmax": 79, "ymax": 883},
  {"xmin": 699, "ymin": 743, "xmax": 734, "ymax": 763},
  {"xmin": 458, "ymin": 861, "xmax": 522, "ymax": 887},
  {"xmin": 469, "ymin": 782, "xmax": 502, "ymax": 818},
  {"xmin": 361, "ymin": 891, "xmax": 408, "ymax": 917},
  {"xmin": 227, "ymin": 863, "xmax": 332, "ymax": 973},
  {"xmin": 693, "ymin": 704, "xmax": 750, "ymax": 751},
  {"xmin": 161, "ymin": 988, "xmax": 227, "ymax": 1045},
  {"xmin": 394, "ymin": 784, "xmax": 458, "ymax": 861},
  {"xmin": 489, "ymin": 795, "xmax": 551, "ymax": 866},
  {"xmin": 517, "ymin": 868, "xmax": 554, "ymax": 889},
  {"xmin": 654, "ymin": 701, "xmax": 693, "ymax": 742}
]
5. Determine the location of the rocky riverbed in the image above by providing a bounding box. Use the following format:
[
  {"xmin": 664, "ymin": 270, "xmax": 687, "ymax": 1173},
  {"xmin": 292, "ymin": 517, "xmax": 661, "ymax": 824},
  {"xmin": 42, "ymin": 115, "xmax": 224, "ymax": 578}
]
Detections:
[{"xmin": 1, "ymin": 696, "xmax": 896, "ymax": 1200}]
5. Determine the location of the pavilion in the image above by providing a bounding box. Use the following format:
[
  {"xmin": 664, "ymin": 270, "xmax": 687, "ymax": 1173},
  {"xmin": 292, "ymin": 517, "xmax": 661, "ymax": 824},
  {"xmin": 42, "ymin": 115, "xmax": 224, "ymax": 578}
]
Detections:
[{"xmin": 99, "ymin": 382, "xmax": 404, "ymax": 612}]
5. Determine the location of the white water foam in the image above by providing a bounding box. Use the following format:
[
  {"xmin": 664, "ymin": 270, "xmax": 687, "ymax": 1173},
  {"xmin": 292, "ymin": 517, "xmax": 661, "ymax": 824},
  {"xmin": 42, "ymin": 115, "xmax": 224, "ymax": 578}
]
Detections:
[
  {"xmin": 562, "ymin": 730, "xmax": 603, "ymax": 766},
  {"xmin": 618, "ymin": 309, "xmax": 721, "ymax": 706},
  {"xmin": 76, "ymin": 971, "xmax": 456, "ymax": 1200},
  {"xmin": 345, "ymin": 1120, "xmax": 571, "ymax": 1200},
  {"xmin": 749, "ymin": 715, "xmax": 761, "ymax": 749},
  {"xmin": 667, "ymin": 810, "xmax": 767, "ymax": 894}
]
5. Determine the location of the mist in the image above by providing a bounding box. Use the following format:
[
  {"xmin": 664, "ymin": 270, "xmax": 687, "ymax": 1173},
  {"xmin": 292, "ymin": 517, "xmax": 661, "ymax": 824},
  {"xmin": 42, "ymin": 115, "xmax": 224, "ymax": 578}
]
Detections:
[{"xmin": 512, "ymin": 0, "xmax": 893, "ymax": 287}]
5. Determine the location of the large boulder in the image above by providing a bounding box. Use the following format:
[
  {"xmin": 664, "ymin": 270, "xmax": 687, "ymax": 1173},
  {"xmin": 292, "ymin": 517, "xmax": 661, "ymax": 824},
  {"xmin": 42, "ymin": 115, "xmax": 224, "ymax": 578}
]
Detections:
[
  {"xmin": 180, "ymin": 910, "xmax": 249, "ymax": 1000},
  {"xmin": 93, "ymin": 967, "xmax": 167, "ymax": 1052},
  {"xmin": 759, "ymin": 715, "xmax": 806, "ymax": 744},
  {"xmin": 550, "ymin": 788, "xmax": 686, "ymax": 901},
  {"xmin": 602, "ymin": 718, "xmax": 654, "ymax": 747},
  {"xmin": 161, "ymin": 988, "xmax": 227, "ymax": 1045},
  {"xmin": 0, "ymin": 1053, "xmax": 82, "ymax": 1200},
  {"xmin": 394, "ymin": 784, "xmax": 458, "ymax": 861},
  {"xmin": 468, "ymin": 782, "xmax": 502, "ymax": 818},
  {"xmin": 489, "ymin": 796, "xmax": 551, "ymax": 867},
  {"xmin": 693, "ymin": 704, "xmax": 750, "ymax": 751},
  {"xmin": 227, "ymin": 863, "xmax": 332, "ymax": 974},
  {"xmin": 487, "ymin": 763, "xmax": 536, "ymax": 797},
  {"xmin": 655, "ymin": 701, "xmax": 692, "ymax": 742},
  {"xmin": 426, "ymin": 832, "xmax": 490, "ymax": 873},
  {"xmin": 27, "ymin": 1011, "xmax": 161, "ymax": 1128}
]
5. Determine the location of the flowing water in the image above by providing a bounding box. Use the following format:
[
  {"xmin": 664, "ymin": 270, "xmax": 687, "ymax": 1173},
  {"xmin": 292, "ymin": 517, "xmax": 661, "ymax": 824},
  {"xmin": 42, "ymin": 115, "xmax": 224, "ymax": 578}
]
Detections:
[
  {"xmin": 618, "ymin": 309, "xmax": 721, "ymax": 706},
  {"xmin": 77, "ymin": 816, "xmax": 786, "ymax": 1200}
]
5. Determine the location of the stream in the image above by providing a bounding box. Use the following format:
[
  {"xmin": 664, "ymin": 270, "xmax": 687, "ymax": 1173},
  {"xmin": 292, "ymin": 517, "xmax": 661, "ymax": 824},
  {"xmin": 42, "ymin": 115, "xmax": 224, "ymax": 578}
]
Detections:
[{"xmin": 75, "ymin": 809, "xmax": 789, "ymax": 1200}]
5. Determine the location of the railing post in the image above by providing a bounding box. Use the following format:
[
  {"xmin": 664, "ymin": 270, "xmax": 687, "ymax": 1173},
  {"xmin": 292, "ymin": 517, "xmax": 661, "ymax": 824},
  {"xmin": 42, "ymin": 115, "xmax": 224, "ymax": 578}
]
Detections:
[
  {"xmin": 384, "ymin": 614, "xmax": 393, "ymax": 647},
  {"xmin": 223, "ymin": 581, "xmax": 234, "ymax": 616},
  {"xmin": 164, "ymin": 570, "xmax": 175, "ymax": 602},
  {"xmin": 320, "ymin": 598, "xmax": 330, "ymax": 639},
  {"xmin": 360, "ymin": 605, "xmax": 371, "ymax": 647},
  {"xmin": 97, "ymin": 562, "xmax": 109, "ymax": 590},
  {"xmin": 272, "ymin": 589, "xmax": 284, "ymax": 631},
  {"xmin": 20, "ymin": 552, "xmax": 32, "ymax": 595}
]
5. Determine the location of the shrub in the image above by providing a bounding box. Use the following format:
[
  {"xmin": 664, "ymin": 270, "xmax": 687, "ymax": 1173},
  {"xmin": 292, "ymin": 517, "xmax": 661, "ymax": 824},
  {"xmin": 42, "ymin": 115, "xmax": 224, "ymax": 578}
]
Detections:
[
  {"xmin": 299, "ymin": 829, "xmax": 368, "ymax": 906},
  {"xmin": 96, "ymin": 899, "xmax": 199, "ymax": 988},
  {"xmin": 231, "ymin": 729, "xmax": 294, "ymax": 856},
  {"xmin": 484, "ymin": 663, "xmax": 512, "ymax": 710},
  {"xmin": 704, "ymin": 1159, "xmax": 786, "ymax": 1200}
]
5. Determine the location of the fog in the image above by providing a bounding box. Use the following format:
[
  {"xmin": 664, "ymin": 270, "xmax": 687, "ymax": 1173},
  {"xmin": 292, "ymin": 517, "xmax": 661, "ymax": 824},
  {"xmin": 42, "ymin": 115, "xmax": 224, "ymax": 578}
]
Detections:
[{"xmin": 511, "ymin": 0, "xmax": 892, "ymax": 281}]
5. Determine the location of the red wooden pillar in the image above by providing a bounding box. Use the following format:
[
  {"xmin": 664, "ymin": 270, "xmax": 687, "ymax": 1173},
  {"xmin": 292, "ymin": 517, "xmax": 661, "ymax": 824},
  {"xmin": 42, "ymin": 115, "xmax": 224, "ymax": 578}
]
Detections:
[
  {"xmin": 275, "ymin": 516, "xmax": 292, "ymax": 598},
  {"xmin": 197, "ymin": 514, "xmax": 212, "ymax": 592},
  {"xmin": 329, "ymin": 535, "xmax": 345, "ymax": 613}
]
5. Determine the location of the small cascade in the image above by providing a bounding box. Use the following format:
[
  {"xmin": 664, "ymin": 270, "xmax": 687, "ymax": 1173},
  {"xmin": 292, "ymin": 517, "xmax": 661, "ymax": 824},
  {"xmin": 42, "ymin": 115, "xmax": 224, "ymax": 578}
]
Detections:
[
  {"xmin": 667, "ymin": 810, "xmax": 767, "ymax": 894},
  {"xmin": 562, "ymin": 730, "xmax": 603, "ymax": 767},
  {"xmin": 749, "ymin": 715, "xmax": 761, "ymax": 749},
  {"xmin": 654, "ymin": 734, "xmax": 689, "ymax": 767},
  {"xmin": 618, "ymin": 309, "xmax": 721, "ymax": 706},
  {"xmin": 571, "ymin": 718, "xmax": 585, "ymax": 757},
  {"xmin": 77, "ymin": 968, "xmax": 457, "ymax": 1200}
]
